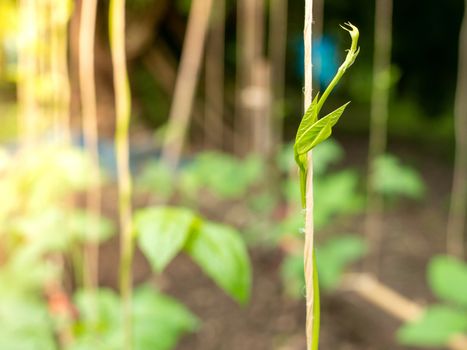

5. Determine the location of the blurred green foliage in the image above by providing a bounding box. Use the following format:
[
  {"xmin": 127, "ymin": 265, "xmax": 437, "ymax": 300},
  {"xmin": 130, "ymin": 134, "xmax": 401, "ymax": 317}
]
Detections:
[
  {"xmin": 397, "ymin": 256, "xmax": 467, "ymax": 347},
  {"xmin": 135, "ymin": 206, "xmax": 252, "ymax": 304},
  {"xmin": 69, "ymin": 285, "xmax": 199, "ymax": 350},
  {"xmin": 278, "ymin": 140, "xmax": 366, "ymax": 297},
  {"xmin": 373, "ymin": 154, "xmax": 425, "ymax": 201}
]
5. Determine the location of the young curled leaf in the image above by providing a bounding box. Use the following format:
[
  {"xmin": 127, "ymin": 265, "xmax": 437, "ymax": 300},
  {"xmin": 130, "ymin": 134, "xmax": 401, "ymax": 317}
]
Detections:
[
  {"xmin": 296, "ymin": 93, "xmax": 320, "ymax": 143},
  {"xmin": 294, "ymin": 102, "xmax": 350, "ymax": 156}
]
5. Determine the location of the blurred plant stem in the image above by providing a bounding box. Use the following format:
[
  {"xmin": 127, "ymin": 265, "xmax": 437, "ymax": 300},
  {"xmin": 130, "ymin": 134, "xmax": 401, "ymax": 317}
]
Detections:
[
  {"xmin": 365, "ymin": 0, "xmax": 393, "ymax": 276},
  {"xmin": 447, "ymin": 0, "xmax": 467, "ymax": 259},
  {"xmin": 79, "ymin": 0, "xmax": 101, "ymax": 290},
  {"xmin": 204, "ymin": 0, "xmax": 225, "ymax": 150},
  {"xmin": 109, "ymin": 0, "xmax": 134, "ymax": 349},
  {"xmin": 303, "ymin": 0, "xmax": 319, "ymax": 349},
  {"xmin": 161, "ymin": 0, "xmax": 214, "ymax": 168}
]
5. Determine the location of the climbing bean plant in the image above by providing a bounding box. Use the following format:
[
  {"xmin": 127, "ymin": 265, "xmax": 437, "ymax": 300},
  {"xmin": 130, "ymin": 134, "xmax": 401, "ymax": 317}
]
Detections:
[{"xmin": 294, "ymin": 22, "xmax": 360, "ymax": 349}]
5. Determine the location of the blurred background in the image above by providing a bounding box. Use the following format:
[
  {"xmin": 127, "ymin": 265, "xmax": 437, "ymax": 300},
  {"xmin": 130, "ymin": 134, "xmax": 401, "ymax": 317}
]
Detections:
[{"xmin": 0, "ymin": 0, "xmax": 466, "ymax": 349}]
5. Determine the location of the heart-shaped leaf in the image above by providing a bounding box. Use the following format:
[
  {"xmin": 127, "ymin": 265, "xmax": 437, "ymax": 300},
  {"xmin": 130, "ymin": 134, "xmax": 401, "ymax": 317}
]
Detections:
[
  {"xmin": 135, "ymin": 207, "xmax": 200, "ymax": 273},
  {"xmin": 184, "ymin": 222, "xmax": 251, "ymax": 305}
]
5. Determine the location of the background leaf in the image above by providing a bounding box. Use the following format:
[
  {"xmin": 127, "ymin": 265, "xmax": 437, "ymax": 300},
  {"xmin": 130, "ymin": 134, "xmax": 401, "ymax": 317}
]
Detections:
[
  {"xmin": 316, "ymin": 234, "xmax": 367, "ymax": 290},
  {"xmin": 397, "ymin": 305, "xmax": 467, "ymax": 347},
  {"xmin": 373, "ymin": 154, "xmax": 425, "ymax": 200},
  {"xmin": 133, "ymin": 285, "xmax": 199, "ymax": 350},
  {"xmin": 184, "ymin": 222, "xmax": 252, "ymax": 305},
  {"xmin": 428, "ymin": 255, "xmax": 467, "ymax": 308},
  {"xmin": 135, "ymin": 207, "xmax": 199, "ymax": 272}
]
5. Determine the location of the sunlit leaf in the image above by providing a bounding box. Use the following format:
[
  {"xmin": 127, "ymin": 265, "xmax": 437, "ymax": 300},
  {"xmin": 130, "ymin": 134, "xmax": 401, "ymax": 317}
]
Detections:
[
  {"xmin": 135, "ymin": 207, "xmax": 200, "ymax": 272},
  {"xmin": 133, "ymin": 285, "xmax": 199, "ymax": 350},
  {"xmin": 295, "ymin": 93, "xmax": 320, "ymax": 143},
  {"xmin": 294, "ymin": 102, "xmax": 350, "ymax": 156}
]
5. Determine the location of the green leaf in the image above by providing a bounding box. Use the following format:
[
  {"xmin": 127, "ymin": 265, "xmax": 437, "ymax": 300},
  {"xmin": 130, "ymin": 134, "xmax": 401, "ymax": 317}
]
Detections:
[
  {"xmin": 68, "ymin": 210, "xmax": 115, "ymax": 244},
  {"xmin": 135, "ymin": 207, "xmax": 200, "ymax": 273},
  {"xmin": 314, "ymin": 170, "xmax": 365, "ymax": 229},
  {"xmin": 71, "ymin": 287, "xmax": 198, "ymax": 350},
  {"xmin": 133, "ymin": 285, "xmax": 199, "ymax": 350},
  {"xmin": 397, "ymin": 305, "xmax": 467, "ymax": 346},
  {"xmin": 295, "ymin": 93, "xmax": 320, "ymax": 143},
  {"xmin": 280, "ymin": 253, "xmax": 305, "ymax": 299},
  {"xmin": 373, "ymin": 154, "xmax": 425, "ymax": 200},
  {"xmin": 312, "ymin": 139, "xmax": 344, "ymax": 175},
  {"xmin": 136, "ymin": 160, "xmax": 175, "ymax": 200},
  {"xmin": 295, "ymin": 102, "xmax": 350, "ymax": 156},
  {"xmin": 316, "ymin": 234, "xmax": 367, "ymax": 290},
  {"xmin": 184, "ymin": 222, "xmax": 251, "ymax": 305},
  {"xmin": 428, "ymin": 255, "xmax": 467, "ymax": 308},
  {"xmin": 0, "ymin": 296, "xmax": 57, "ymax": 350}
]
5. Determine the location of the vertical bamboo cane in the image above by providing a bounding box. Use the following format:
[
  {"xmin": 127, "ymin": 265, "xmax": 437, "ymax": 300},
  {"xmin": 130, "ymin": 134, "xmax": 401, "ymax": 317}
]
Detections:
[
  {"xmin": 235, "ymin": 0, "xmax": 264, "ymax": 155},
  {"xmin": 303, "ymin": 1, "xmax": 317, "ymax": 349},
  {"xmin": 49, "ymin": 0, "xmax": 71, "ymax": 142},
  {"xmin": 268, "ymin": 0, "xmax": 288, "ymax": 148},
  {"xmin": 161, "ymin": 0, "xmax": 214, "ymax": 167},
  {"xmin": 447, "ymin": 0, "xmax": 467, "ymax": 259},
  {"xmin": 204, "ymin": 0, "xmax": 225, "ymax": 150},
  {"xmin": 109, "ymin": 0, "xmax": 134, "ymax": 348},
  {"xmin": 17, "ymin": 0, "xmax": 38, "ymax": 146},
  {"xmin": 365, "ymin": 0, "xmax": 393, "ymax": 275},
  {"xmin": 79, "ymin": 0, "xmax": 101, "ymax": 289}
]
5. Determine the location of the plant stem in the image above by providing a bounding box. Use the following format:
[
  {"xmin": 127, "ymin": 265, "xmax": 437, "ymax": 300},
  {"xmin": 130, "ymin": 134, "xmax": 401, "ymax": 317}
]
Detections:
[
  {"xmin": 161, "ymin": 0, "xmax": 214, "ymax": 167},
  {"xmin": 79, "ymin": 0, "xmax": 101, "ymax": 290},
  {"xmin": 109, "ymin": 0, "xmax": 134, "ymax": 349},
  {"xmin": 365, "ymin": 0, "xmax": 393, "ymax": 275},
  {"xmin": 303, "ymin": 1, "xmax": 319, "ymax": 349},
  {"xmin": 447, "ymin": 0, "xmax": 467, "ymax": 259}
]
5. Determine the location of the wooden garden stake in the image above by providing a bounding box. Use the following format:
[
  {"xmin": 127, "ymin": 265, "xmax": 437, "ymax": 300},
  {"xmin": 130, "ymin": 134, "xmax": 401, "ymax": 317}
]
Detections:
[
  {"xmin": 303, "ymin": 1, "xmax": 317, "ymax": 348},
  {"xmin": 365, "ymin": 0, "xmax": 393, "ymax": 275},
  {"xmin": 268, "ymin": 0, "xmax": 288, "ymax": 148},
  {"xmin": 162, "ymin": 0, "xmax": 214, "ymax": 167},
  {"xmin": 79, "ymin": 0, "xmax": 101, "ymax": 290},
  {"xmin": 204, "ymin": 0, "xmax": 225, "ymax": 149}
]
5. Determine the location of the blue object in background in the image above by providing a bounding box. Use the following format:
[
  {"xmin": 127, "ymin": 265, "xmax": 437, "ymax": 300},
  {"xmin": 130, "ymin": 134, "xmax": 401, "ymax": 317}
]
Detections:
[{"xmin": 295, "ymin": 35, "xmax": 339, "ymax": 90}]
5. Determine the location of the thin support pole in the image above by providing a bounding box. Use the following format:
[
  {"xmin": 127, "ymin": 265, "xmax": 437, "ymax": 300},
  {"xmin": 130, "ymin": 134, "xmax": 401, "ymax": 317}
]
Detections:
[
  {"xmin": 365, "ymin": 0, "xmax": 393, "ymax": 275},
  {"xmin": 79, "ymin": 0, "xmax": 101, "ymax": 289},
  {"xmin": 109, "ymin": 0, "xmax": 134, "ymax": 348},
  {"xmin": 161, "ymin": 0, "xmax": 214, "ymax": 167}
]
